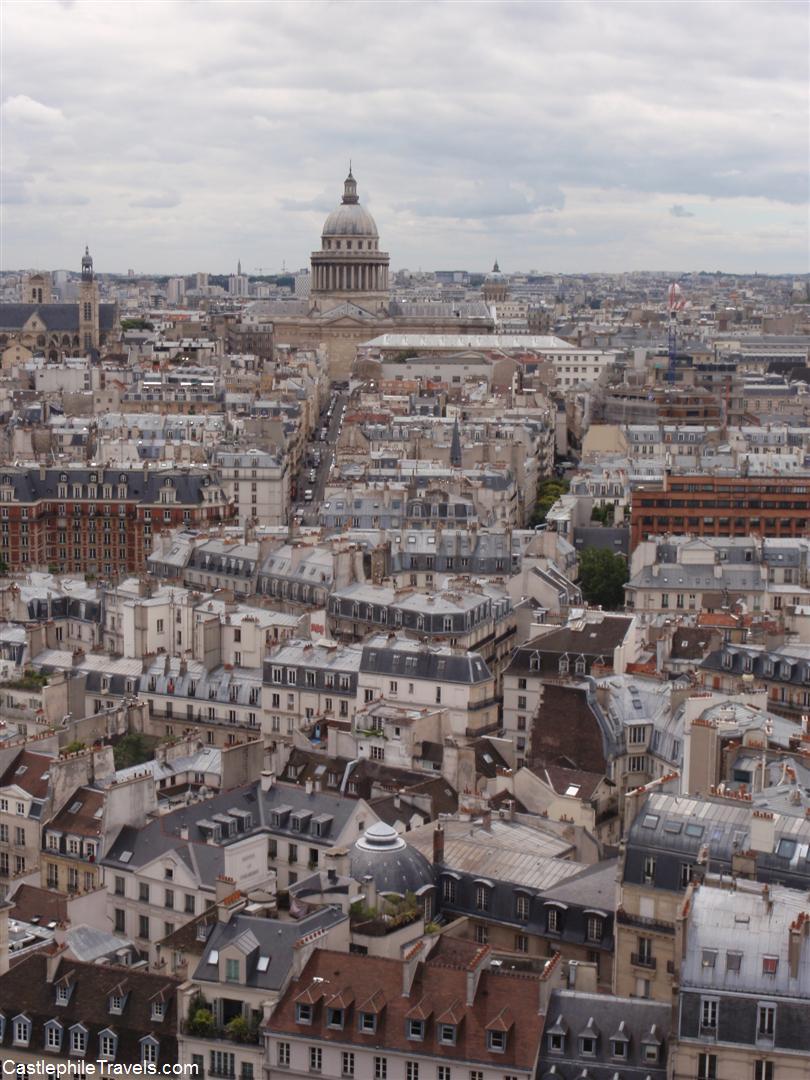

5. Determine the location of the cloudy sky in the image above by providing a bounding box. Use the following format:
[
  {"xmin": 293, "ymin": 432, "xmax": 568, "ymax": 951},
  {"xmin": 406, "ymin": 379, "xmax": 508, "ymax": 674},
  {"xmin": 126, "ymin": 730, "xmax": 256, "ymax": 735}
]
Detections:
[{"xmin": 2, "ymin": 0, "xmax": 808, "ymax": 275}]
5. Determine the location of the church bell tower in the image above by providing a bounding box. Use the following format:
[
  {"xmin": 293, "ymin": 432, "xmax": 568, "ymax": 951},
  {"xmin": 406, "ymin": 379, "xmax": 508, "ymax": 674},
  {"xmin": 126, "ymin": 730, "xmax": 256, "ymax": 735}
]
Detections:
[{"xmin": 78, "ymin": 245, "xmax": 100, "ymax": 352}]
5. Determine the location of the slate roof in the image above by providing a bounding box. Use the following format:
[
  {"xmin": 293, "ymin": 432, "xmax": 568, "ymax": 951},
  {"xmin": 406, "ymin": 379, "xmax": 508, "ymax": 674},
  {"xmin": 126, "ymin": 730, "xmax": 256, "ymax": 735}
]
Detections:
[
  {"xmin": 0, "ymin": 750, "xmax": 54, "ymax": 800},
  {"xmin": 0, "ymin": 303, "xmax": 117, "ymax": 333},
  {"xmin": 0, "ymin": 952, "xmax": 178, "ymax": 1063},
  {"xmin": 193, "ymin": 907, "xmax": 346, "ymax": 990},
  {"xmin": 537, "ymin": 989, "xmax": 670, "ymax": 1079},
  {"xmin": 360, "ymin": 634, "xmax": 492, "ymax": 685}
]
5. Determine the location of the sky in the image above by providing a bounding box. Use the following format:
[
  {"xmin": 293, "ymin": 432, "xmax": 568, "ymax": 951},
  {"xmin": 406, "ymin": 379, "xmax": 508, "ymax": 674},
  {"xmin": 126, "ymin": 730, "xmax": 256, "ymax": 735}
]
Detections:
[{"xmin": 1, "ymin": 0, "xmax": 808, "ymax": 276}]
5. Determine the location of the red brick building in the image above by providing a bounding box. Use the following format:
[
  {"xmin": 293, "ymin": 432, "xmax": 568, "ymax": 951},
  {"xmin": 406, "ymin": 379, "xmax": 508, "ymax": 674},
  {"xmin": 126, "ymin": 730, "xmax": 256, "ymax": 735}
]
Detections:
[
  {"xmin": 630, "ymin": 474, "xmax": 810, "ymax": 547},
  {"xmin": 0, "ymin": 465, "xmax": 232, "ymax": 576}
]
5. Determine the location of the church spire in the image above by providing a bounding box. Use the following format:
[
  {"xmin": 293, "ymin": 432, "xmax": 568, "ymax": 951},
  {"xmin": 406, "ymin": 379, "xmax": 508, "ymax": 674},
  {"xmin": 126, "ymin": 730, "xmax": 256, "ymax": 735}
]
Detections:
[{"xmin": 81, "ymin": 245, "xmax": 94, "ymax": 282}]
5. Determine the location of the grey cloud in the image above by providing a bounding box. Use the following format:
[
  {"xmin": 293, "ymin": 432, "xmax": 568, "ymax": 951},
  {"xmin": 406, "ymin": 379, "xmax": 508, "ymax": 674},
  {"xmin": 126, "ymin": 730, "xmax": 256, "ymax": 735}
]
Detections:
[
  {"xmin": 2, "ymin": 0, "xmax": 807, "ymax": 272},
  {"xmin": 670, "ymin": 205, "xmax": 696, "ymax": 219},
  {"xmin": 129, "ymin": 192, "xmax": 182, "ymax": 209}
]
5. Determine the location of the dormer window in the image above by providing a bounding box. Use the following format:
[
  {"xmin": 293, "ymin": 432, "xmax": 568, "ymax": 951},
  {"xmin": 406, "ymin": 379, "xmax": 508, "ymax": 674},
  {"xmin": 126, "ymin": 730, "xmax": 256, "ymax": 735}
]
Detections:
[
  {"xmin": 151, "ymin": 1001, "xmax": 166, "ymax": 1021},
  {"xmin": 360, "ymin": 1012, "xmax": 377, "ymax": 1033},
  {"xmin": 327, "ymin": 1007, "xmax": 344, "ymax": 1030},
  {"xmin": 12, "ymin": 1014, "xmax": 31, "ymax": 1047},
  {"xmin": 548, "ymin": 1032, "xmax": 564, "ymax": 1053},
  {"xmin": 140, "ymin": 1036, "xmax": 158, "ymax": 1066},
  {"xmin": 44, "ymin": 1020, "xmax": 63, "ymax": 1051},
  {"xmin": 55, "ymin": 981, "xmax": 72, "ymax": 1005},
  {"xmin": 109, "ymin": 992, "xmax": 126, "ymax": 1015},
  {"xmin": 487, "ymin": 1030, "xmax": 506, "ymax": 1053},
  {"xmin": 558, "ymin": 657, "xmax": 569, "ymax": 675},
  {"xmin": 611, "ymin": 1038, "xmax": 628, "ymax": 1058},
  {"xmin": 438, "ymin": 1023, "xmax": 456, "ymax": 1046},
  {"xmin": 69, "ymin": 1024, "xmax": 88, "ymax": 1055},
  {"xmin": 98, "ymin": 1029, "xmax": 117, "ymax": 1061},
  {"xmin": 407, "ymin": 1019, "xmax": 424, "ymax": 1040},
  {"xmin": 643, "ymin": 1042, "xmax": 659, "ymax": 1063},
  {"xmin": 580, "ymin": 1036, "xmax": 596, "ymax": 1056},
  {"xmin": 296, "ymin": 1003, "xmax": 313, "ymax": 1025}
]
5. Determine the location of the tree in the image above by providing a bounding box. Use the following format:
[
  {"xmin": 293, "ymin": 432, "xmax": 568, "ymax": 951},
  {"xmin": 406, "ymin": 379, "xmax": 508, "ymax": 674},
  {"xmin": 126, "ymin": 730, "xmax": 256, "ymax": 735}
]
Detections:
[
  {"xmin": 578, "ymin": 547, "xmax": 628, "ymax": 610},
  {"xmin": 112, "ymin": 732, "xmax": 153, "ymax": 769},
  {"xmin": 120, "ymin": 318, "xmax": 154, "ymax": 332},
  {"xmin": 531, "ymin": 477, "xmax": 569, "ymax": 527}
]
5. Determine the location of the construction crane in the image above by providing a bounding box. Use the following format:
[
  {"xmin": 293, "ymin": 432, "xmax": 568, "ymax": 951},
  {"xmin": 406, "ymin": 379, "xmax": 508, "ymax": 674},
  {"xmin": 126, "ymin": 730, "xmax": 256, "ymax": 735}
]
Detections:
[{"xmin": 666, "ymin": 282, "xmax": 686, "ymax": 384}]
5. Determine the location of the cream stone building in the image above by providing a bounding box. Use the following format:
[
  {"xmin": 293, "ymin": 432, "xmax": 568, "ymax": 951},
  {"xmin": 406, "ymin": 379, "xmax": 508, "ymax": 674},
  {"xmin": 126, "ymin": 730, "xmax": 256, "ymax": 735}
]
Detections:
[{"xmin": 252, "ymin": 169, "xmax": 495, "ymax": 377}]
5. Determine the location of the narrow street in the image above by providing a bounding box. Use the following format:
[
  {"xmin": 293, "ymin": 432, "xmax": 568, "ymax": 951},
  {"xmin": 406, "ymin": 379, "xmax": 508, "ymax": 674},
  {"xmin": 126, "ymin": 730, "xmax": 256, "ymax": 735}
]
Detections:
[{"xmin": 292, "ymin": 389, "xmax": 347, "ymax": 525}]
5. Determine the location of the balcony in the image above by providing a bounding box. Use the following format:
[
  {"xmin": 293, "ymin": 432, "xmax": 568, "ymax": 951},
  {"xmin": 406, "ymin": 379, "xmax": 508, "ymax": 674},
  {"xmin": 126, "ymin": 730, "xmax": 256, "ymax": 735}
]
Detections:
[
  {"xmin": 181, "ymin": 1019, "xmax": 261, "ymax": 1045},
  {"xmin": 630, "ymin": 952, "xmax": 657, "ymax": 970},
  {"xmin": 616, "ymin": 908, "xmax": 675, "ymax": 936}
]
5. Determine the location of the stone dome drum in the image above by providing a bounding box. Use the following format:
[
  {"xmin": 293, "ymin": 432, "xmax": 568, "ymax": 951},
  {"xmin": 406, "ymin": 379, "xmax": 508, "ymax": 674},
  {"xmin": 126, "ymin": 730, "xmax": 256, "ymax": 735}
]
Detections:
[{"xmin": 349, "ymin": 821, "xmax": 433, "ymax": 897}]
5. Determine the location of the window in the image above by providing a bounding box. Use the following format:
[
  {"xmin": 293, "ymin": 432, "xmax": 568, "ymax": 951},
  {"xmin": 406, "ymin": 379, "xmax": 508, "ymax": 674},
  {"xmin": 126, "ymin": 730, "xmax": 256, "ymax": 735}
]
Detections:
[
  {"xmin": 310, "ymin": 1047, "xmax": 322, "ymax": 1073},
  {"xmin": 643, "ymin": 1042, "xmax": 659, "ymax": 1064},
  {"xmin": 515, "ymin": 893, "xmax": 530, "ymax": 921},
  {"xmin": 45, "ymin": 1022, "xmax": 62, "ymax": 1050},
  {"xmin": 757, "ymin": 1003, "xmax": 775, "ymax": 1038},
  {"xmin": 701, "ymin": 998, "xmax": 718, "ymax": 1030},
  {"xmin": 210, "ymin": 1051, "xmax": 235, "ymax": 1078},
  {"xmin": 586, "ymin": 915, "xmax": 603, "ymax": 943},
  {"xmin": 407, "ymin": 1065, "xmax": 419, "ymax": 1080},
  {"xmin": 474, "ymin": 924, "xmax": 488, "ymax": 944},
  {"xmin": 487, "ymin": 1030, "xmax": 506, "ymax": 1052},
  {"xmin": 762, "ymin": 956, "xmax": 778, "ymax": 976},
  {"xmin": 408, "ymin": 1019, "xmax": 425, "ymax": 1040},
  {"xmin": 580, "ymin": 1036, "xmax": 596, "ymax": 1056},
  {"xmin": 439, "ymin": 1023, "xmax": 456, "ymax": 1045},
  {"xmin": 680, "ymin": 862, "xmax": 693, "ymax": 888},
  {"xmin": 114, "ymin": 875, "xmax": 125, "ymax": 896},
  {"xmin": 437, "ymin": 1069, "xmax": 451, "ymax": 1080},
  {"xmin": 755, "ymin": 1062, "xmax": 774, "ymax": 1080},
  {"xmin": 226, "ymin": 958, "xmax": 239, "ymax": 982},
  {"xmin": 374, "ymin": 1058, "xmax": 387, "ymax": 1080},
  {"xmin": 514, "ymin": 934, "xmax": 528, "ymax": 953},
  {"xmin": 139, "ymin": 882, "xmax": 149, "ymax": 902},
  {"xmin": 165, "ymin": 888, "xmax": 174, "ymax": 909},
  {"xmin": 548, "ymin": 1032, "xmax": 564, "ymax": 1053},
  {"xmin": 702, "ymin": 949, "xmax": 718, "ymax": 969},
  {"xmin": 277, "ymin": 1042, "xmax": 291, "ymax": 1068},
  {"xmin": 185, "ymin": 894, "xmax": 195, "ymax": 914},
  {"xmin": 342, "ymin": 1053, "xmax": 355, "ymax": 1077},
  {"xmin": 139, "ymin": 916, "xmax": 149, "ymax": 939},
  {"xmin": 327, "ymin": 1007, "xmax": 344, "ymax": 1029},
  {"xmin": 114, "ymin": 909, "xmax": 125, "ymax": 933},
  {"xmin": 296, "ymin": 1003, "xmax": 313, "ymax": 1025},
  {"xmin": 643, "ymin": 854, "xmax": 656, "ymax": 883},
  {"xmin": 547, "ymin": 907, "xmax": 560, "ymax": 933},
  {"xmin": 151, "ymin": 1001, "xmax": 166, "ymax": 1021},
  {"xmin": 611, "ymin": 1037, "xmax": 627, "ymax": 1059},
  {"xmin": 13, "ymin": 1016, "xmax": 31, "ymax": 1046},
  {"xmin": 360, "ymin": 1012, "xmax": 377, "ymax": 1033},
  {"xmin": 698, "ymin": 1053, "xmax": 717, "ymax": 1080},
  {"xmin": 99, "ymin": 1031, "xmax": 117, "ymax": 1060},
  {"xmin": 442, "ymin": 877, "xmax": 457, "ymax": 903},
  {"xmin": 70, "ymin": 1026, "xmax": 87, "ymax": 1055},
  {"xmin": 726, "ymin": 950, "xmax": 743, "ymax": 972},
  {"xmin": 475, "ymin": 884, "xmax": 490, "ymax": 911}
]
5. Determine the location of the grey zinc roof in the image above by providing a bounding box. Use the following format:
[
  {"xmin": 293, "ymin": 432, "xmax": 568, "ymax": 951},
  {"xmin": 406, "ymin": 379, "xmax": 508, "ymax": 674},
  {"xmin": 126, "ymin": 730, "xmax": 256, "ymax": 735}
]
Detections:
[
  {"xmin": 359, "ymin": 634, "xmax": 491, "ymax": 684},
  {"xmin": 680, "ymin": 880, "xmax": 810, "ymax": 996},
  {"xmin": 193, "ymin": 907, "xmax": 346, "ymax": 989},
  {"xmin": 0, "ymin": 303, "xmax": 117, "ymax": 332},
  {"xmin": 538, "ymin": 989, "xmax": 670, "ymax": 1079},
  {"xmin": 406, "ymin": 818, "xmax": 576, "ymax": 890}
]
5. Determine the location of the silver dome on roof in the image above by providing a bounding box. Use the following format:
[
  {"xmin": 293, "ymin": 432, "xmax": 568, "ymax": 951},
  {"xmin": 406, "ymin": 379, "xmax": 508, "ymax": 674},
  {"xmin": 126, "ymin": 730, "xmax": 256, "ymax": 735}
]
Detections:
[
  {"xmin": 322, "ymin": 169, "xmax": 379, "ymax": 238},
  {"xmin": 350, "ymin": 821, "xmax": 433, "ymax": 896}
]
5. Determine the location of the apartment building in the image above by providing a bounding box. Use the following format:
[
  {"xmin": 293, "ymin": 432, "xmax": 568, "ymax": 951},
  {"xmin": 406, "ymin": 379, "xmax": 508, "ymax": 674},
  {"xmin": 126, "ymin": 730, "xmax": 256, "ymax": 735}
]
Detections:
[
  {"xmin": 0, "ymin": 749, "xmax": 52, "ymax": 884},
  {"xmin": 214, "ymin": 448, "xmax": 290, "ymax": 527},
  {"xmin": 674, "ymin": 878, "xmax": 810, "ymax": 1080},
  {"xmin": 265, "ymin": 939, "xmax": 553, "ymax": 1080},
  {"xmin": 356, "ymin": 634, "xmax": 497, "ymax": 738},
  {"xmin": 630, "ymin": 474, "xmax": 810, "ymax": 548},
  {"xmin": 0, "ymin": 464, "xmax": 231, "ymax": 575},
  {"xmin": 614, "ymin": 791, "xmax": 810, "ymax": 1003},
  {"xmin": 262, "ymin": 639, "xmax": 364, "ymax": 736},
  {"xmin": 178, "ymin": 904, "xmax": 348, "ymax": 1080}
]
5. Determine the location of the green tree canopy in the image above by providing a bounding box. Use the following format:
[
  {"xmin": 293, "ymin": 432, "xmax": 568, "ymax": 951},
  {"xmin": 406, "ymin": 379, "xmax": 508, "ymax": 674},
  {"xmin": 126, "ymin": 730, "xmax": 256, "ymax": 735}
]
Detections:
[{"xmin": 578, "ymin": 546, "xmax": 629, "ymax": 610}]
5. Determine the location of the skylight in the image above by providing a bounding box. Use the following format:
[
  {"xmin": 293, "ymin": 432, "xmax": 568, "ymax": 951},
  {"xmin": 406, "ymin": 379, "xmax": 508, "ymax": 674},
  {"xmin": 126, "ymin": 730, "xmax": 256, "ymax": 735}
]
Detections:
[
  {"xmin": 119, "ymin": 850, "xmax": 133, "ymax": 863},
  {"xmin": 207, "ymin": 950, "xmax": 219, "ymax": 965},
  {"xmin": 257, "ymin": 956, "xmax": 270, "ymax": 973}
]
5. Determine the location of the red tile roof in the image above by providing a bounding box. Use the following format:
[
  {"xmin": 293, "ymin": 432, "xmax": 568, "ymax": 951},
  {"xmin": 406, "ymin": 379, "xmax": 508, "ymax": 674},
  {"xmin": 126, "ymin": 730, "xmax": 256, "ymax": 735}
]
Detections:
[
  {"xmin": 0, "ymin": 750, "xmax": 53, "ymax": 799},
  {"xmin": 267, "ymin": 947, "xmax": 545, "ymax": 1070}
]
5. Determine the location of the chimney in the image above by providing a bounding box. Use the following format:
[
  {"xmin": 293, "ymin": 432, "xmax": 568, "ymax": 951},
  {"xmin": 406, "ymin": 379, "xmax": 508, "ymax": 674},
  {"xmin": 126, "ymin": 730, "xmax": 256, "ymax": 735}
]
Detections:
[
  {"xmin": 179, "ymin": 825, "xmax": 188, "ymax": 841},
  {"xmin": 567, "ymin": 960, "xmax": 598, "ymax": 993},
  {"xmin": 750, "ymin": 809, "xmax": 777, "ymax": 855},
  {"xmin": 305, "ymin": 779, "xmax": 314, "ymax": 796},
  {"xmin": 260, "ymin": 771, "xmax": 275, "ymax": 793},
  {"xmin": 401, "ymin": 940, "xmax": 425, "ymax": 998},
  {"xmin": 433, "ymin": 822, "xmax": 445, "ymax": 866},
  {"xmin": 481, "ymin": 808, "xmax": 492, "ymax": 831},
  {"xmin": 788, "ymin": 912, "xmax": 810, "ymax": 979},
  {"xmin": 362, "ymin": 874, "xmax": 377, "ymax": 911},
  {"xmin": 46, "ymin": 942, "xmax": 69, "ymax": 983},
  {"xmin": 465, "ymin": 944, "xmax": 490, "ymax": 1005}
]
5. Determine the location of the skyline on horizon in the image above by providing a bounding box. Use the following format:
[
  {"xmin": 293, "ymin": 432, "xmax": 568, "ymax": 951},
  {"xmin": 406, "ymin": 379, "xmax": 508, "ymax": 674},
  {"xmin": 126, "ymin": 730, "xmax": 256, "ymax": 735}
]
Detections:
[{"xmin": 2, "ymin": 1, "xmax": 808, "ymax": 276}]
